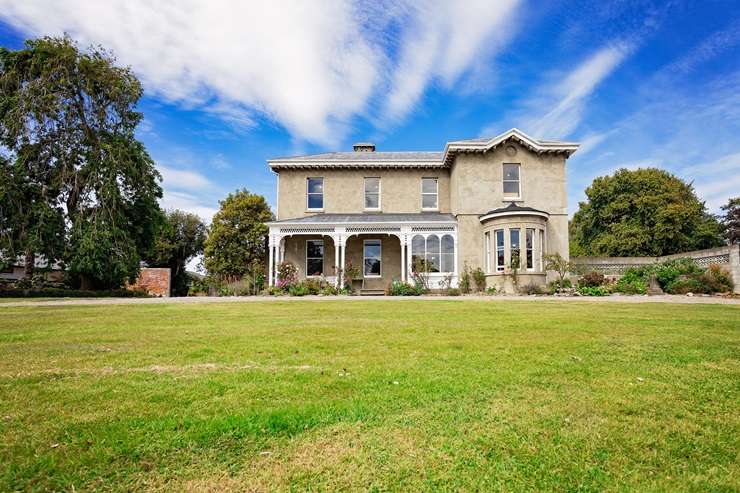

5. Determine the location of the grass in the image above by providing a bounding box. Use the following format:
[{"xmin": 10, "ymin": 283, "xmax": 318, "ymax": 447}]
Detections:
[{"xmin": 0, "ymin": 300, "xmax": 738, "ymax": 492}]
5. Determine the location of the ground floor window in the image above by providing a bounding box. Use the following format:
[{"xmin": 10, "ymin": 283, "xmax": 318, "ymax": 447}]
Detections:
[
  {"xmin": 509, "ymin": 229, "xmax": 521, "ymax": 269},
  {"xmin": 526, "ymin": 228, "xmax": 534, "ymax": 270},
  {"xmin": 306, "ymin": 239, "xmax": 324, "ymax": 276},
  {"xmin": 495, "ymin": 230, "xmax": 504, "ymax": 271},
  {"xmin": 411, "ymin": 234, "xmax": 455, "ymax": 273},
  {"xmin": 364, "ymin": 240, "xmax": 382, "ymax": 277}
]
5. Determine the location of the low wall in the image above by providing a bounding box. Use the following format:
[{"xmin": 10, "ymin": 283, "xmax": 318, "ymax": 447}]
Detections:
[
  {"xmin": 127, "ymin": 268, "xmax": 171, "ymax": 297},
  {"xmin": 573, "ymin": 245, "xmax": 740, "ymax": 294}
]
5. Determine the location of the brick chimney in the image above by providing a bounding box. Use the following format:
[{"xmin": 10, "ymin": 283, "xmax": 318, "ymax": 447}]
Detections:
[{"xmin": 353, "ymin": 142, "xmax": 375, "ymax": 152}]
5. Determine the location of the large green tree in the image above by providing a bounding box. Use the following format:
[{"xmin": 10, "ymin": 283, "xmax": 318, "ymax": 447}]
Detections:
[
  {"xmin": 0, "ymin": 36, "xmax": 162, "ymax": 288},
  {"xmin": 145, "ymin": 210, "xmax": 206, "ymax": 296},
  {"xmin": 720, "ymin": 197, "xmax": 740, "ymax": 245},
  {"xmin": 204, "ymin": 190, "xmax": 273, "ymax": 278},
  {"xmin": 571, "ymin": 168, "xmax": 723, "ymax": 257}
]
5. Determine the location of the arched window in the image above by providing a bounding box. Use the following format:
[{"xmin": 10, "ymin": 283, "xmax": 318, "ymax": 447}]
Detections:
[
  {"xmin": 441, "ymin": 235, "xmax": 454, "ymax": 273},
  {"xmin": 411, "ymin": 235, "xmax": 425, "ymax": 272},
  {"xmin": 426, "ymin": 235, "xmax": 440, "ymax": 273}
]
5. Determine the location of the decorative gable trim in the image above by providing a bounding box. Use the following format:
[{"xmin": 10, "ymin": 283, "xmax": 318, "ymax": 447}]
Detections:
[{"xmin": 442, "ymin": 128, "xmax": 579, "ymax": 165}]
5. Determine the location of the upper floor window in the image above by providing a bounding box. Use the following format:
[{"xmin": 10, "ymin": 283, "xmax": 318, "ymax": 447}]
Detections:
[
  {"xmin": 307, "ymin": 177, "xmax": 323, "ymax": 210},
  {"xmin": 503, "ymin": 164, "xmax": 520, "ymax": 199},
  {"xmin": 364, "ymin": 177, "xmax": 380, "ymax": 210},
  {"xmin": 421, "ymin": 177, "xmax": 438, "ymax": 210}
]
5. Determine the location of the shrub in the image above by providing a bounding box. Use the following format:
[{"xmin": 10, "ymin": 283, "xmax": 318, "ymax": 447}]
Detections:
[
  {"xmin": 320, "ymin": 284, "xmax": 338, "ymax": 296},
  {"xmin": 578, "ymin": 271, "xmax": 605, "ymax": 288},
  {"xmin": 666, "ymin": 278, "xmax": 705, "ymax": 294},
  {"xmin": 654, "ymin": 258, "xmax": 702, "ymax": 290},
  {"xmin": 0, "ymin": 288, "xmax": 149, "ymax": 298},
  {"xmin": 614, "ymin": 267, "xmax": 649, "ymax": 294},
  {"xmin": 387, "ymin": 280, "xmax": 423, "ymax": 296},
  {"xmin": 459, "ymin": 263, "xmax": 472, "ymax": 294},
  {"xmin": 547, "ymin": 278, "xmax": 572, "ymax": 294},
  {"xmin": 701, "ymin": 264, "xmax": 733, "ymax": 293},
  {"xmin": 472, "ymin": 267, "xmax": 486, "ymax": 292},
  {"xmin": 446, "ymin": 288, "xmax": 461, "ymax": 296},
  {"xmin": 276, "ymin": 261, "xmax": 298, "ymax": 290},
  {"xmin": 288, "ymin": 282, "xmax": 312, "ymax": 296},
  {"xmin": 485, "ymin": 286, "xmax": 498, "ymax": 295},
  {"xmin": 522, "ymin": 283, "xmax": 544, "ymax": 295},
  {"xmin": 577, "ymin": 285, "xmax": 610, "ymax": 296}
]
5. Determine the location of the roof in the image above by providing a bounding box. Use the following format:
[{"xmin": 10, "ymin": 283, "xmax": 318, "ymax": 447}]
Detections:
[
  {"xmin": 479, "ymin": 202, "xmax": 550, "ymax": 222},
  {"xmin": 268, "ymin": 212, "xmax": 456, "ymax": 225},
  {"xmin": 267, "ymin": 128, "xmax": 578, "ymax": 170}
]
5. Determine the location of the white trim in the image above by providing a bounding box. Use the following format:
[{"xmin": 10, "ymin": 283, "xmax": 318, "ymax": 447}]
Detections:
[
  {"xmin": 479, "ymin": 210, "xmax": 549, "ymax": 222},
  {"xmin": 305, "ymin": 239, "xmax": 325, "ymax": 277},
  {"xmin": 494, "ymin": 229, "xmax": 505, "ymax": 272},
  {"xmin": 363, "ymin": 239, "xmax": 382, "ymax": 278},
  {"xmin": 421, "ymin": 177, "xmax": 439, "ymax": 211},
  {"xmin": 443, "ymin": 128, "xmax": 579, "ymax": 163},
  {"xmin": 525, "ymin": 228, "xmax": 535, "ymax": 271},
  {"xmin": 364, "ymin": 177, "xmax": 381, "ymax": 211},
  {"xmin": 306, "ymin": 176, "xmax": 324, "ymax": 211}
]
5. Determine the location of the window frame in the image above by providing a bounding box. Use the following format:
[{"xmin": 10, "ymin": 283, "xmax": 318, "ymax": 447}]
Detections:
[
  {"xmin": 502, "ymin": 163, "xmax": 521, "ymax": 200},
  {"xmin": 484, "ymin": 231, "xmax": 491, "ymax": 273},
  {"xmin": 495, "ymin": 229, "xmax": 505, "ymax": 272},
  {"xmin": 306, "ymin": 177, "xmax": 324, "ymax": 211},
  {"xmin": 421, "ymin": 177, "xmax": 439, "ymax": 211},
  {"xmin": 364, "ymin": 177, "xmax": 381, "ymax": 211},
  {"xmin": 510, "ymin": 228, "xmax": 521, "ymax": 270},
  {"xmin": 305, "ymin": 239, "xmax": 324, "ymax": 277},
  {"xmin": 363, "ymin": 239, "xmax": 382, "ymax": 278},
  {"xmin": 526, "ymin": 228, "xmax": 535, "ymax": 271}
]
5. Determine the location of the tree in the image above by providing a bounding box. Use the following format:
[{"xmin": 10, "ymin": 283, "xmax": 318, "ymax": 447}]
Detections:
[
  {"xmin": 570, "ymin": 168, "xmax": 723, "ymax": 257},
  {"xmin": 720, "ymin": 197, "xmax": 740, "ymax": 245},
  {"xmin": 0, "ymin": 36, "xmax": 162, "ymax": 287},
  {"xmin": 544, "ymin": 253, "xmax": 573, "ymax": 291},
  {"xmin": 204, "ymin": 190, "xmax": 273, "ymax": 278},
  {"xmin": 145, "ymin": 210, "xmax": 206, "ymax": 296}
]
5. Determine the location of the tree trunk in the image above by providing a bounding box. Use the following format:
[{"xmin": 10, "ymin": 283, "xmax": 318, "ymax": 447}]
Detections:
[
  {"xmin": 80, "ymin": 274, "xmax": 94, "ymax": 291},
  {"xmin": 24, "ymin": 249, "xmax": 34, "ymax": 279}
]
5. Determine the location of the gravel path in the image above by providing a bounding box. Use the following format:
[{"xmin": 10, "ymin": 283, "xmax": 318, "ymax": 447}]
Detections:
[{"xmin": 1, "ymin": 294, "xmax": 739, "ymax": 307}]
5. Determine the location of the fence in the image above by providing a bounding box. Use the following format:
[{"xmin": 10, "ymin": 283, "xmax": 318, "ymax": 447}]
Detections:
[{"xmin": 572, "ymin": 245, "xmax": 740, "ymax": 294}]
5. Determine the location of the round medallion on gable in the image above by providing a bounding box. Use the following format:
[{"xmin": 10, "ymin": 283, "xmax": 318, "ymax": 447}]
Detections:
[{"xmin": 505, "ymin": 145, "xmax": 517, "ymax": 157}]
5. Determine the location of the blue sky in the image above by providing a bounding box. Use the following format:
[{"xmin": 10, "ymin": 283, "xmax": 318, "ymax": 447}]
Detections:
[{"xmin": 1, "ymin": 0, "xmax": 739, "ymax": 220}]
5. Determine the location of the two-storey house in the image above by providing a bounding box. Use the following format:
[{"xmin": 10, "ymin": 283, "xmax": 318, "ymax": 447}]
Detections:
[{"xmin": 266, "ymin": 128, "xmax": 578, "ymax": 292}]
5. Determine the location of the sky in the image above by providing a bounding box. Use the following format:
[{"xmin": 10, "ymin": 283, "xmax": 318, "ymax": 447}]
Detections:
[{"xmin": 1, "ymin": 0, "xmax": 739, "ymax": 221}]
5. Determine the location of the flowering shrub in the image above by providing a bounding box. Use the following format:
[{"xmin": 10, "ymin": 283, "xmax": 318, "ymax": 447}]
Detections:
[{"xmin": 276, "ymin": 261, "xmax": 298, "ymax": 290}]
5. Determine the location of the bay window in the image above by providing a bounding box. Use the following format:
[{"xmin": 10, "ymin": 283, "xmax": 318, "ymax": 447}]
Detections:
[
  {"xmin": 411, "ymin": 234, "xmax": 455, "ymax": 273},
  {"xmin": 526, "ymin": 228, "xmax": 534, "ymax": 270},
  {"xmin": 495, "ymin": 229, "xmax": 504, "ymax": 272},
  {"xmin": 510, "ymin": 228, "xmax": 521, "ymax": 269}
]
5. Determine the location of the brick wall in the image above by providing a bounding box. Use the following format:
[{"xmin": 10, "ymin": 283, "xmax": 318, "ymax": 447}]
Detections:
[{"xmin": 127, "ymin": 268, "xmax": 171, "ymax": 297}]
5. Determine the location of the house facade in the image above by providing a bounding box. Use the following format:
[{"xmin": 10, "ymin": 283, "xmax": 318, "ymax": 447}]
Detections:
[{"xmin": 266, "ymin": 129, "xmax": 578, "ymax": 292}]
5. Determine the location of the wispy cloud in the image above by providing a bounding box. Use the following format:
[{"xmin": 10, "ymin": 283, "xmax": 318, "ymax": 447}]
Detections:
[
  {"xmin": 160, "ymin": 190, "xmax": 219, "ymax": 223},
  {"xmin": 527, "ymin": 42, "xmax": 633, "ymax": 138},
  {"xmin": 380, "ymin": 0, "xmax": 521, "ymax": 123},
  {"xmin": 158, "ymin": 165, "xmax": 216, "ymax": 192},
  {"xmin": 663, "ymin": 19, "xmax": 740, "ymax": 75}
]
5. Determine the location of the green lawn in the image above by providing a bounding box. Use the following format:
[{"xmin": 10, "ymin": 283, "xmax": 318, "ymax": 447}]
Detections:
[{"xmin": 1, "ymin": 301, "xmax": 738, "ymax": 492}]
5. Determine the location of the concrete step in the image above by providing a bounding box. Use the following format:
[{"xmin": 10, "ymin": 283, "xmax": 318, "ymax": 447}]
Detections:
[{"xmin": 360, "ymin": 289, "xmax": 386, "ymax": 296}]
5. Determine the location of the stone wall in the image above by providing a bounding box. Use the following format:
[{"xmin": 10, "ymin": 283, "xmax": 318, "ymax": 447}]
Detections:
[
  {"xmin": 573, "ymin": 245, "xmax": 740, "ymax": 294},
  {"xmin": 127, "ymin": 268, "xmax": 171, "ymax": 297}
]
